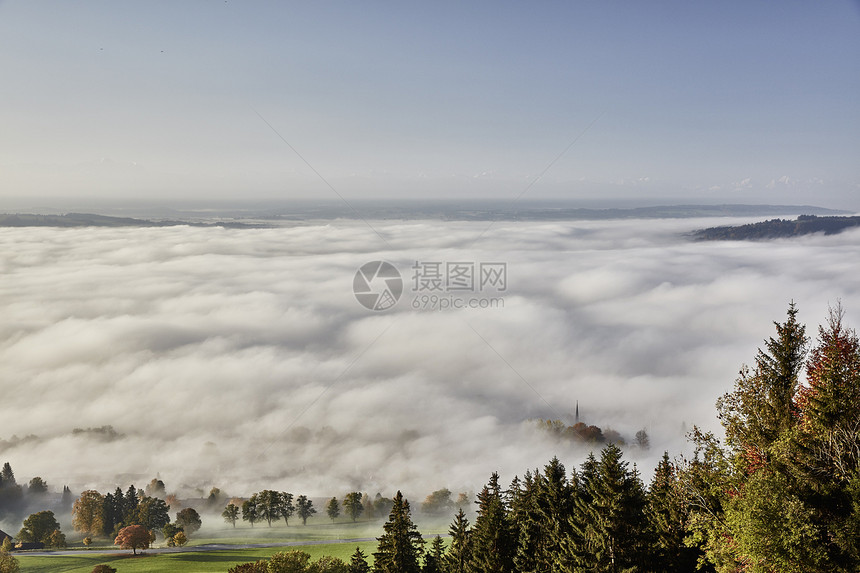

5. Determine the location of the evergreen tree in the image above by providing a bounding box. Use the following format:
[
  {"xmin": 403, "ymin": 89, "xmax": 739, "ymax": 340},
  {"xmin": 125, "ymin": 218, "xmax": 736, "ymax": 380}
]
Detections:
[
  {"xmin": 647, "ymin": 452, "xmax": 698, "ymax": 572},
  {"xmin": 717, "ymin": 302, "xmax": 808, "ymax": 465},
  {"xmin": 443, "ymin": 508, "xmax": 472, "ymax": 573},
  {"xmin": 565, "ymin": 444, "xmax": 649, "ymax": 571},
  {"xmin": 349, "ymin": 547, "xmax": 371, "ymax": 573},
  {"xmin": 468, "ymin": 472, "xmax": 515, "ymax": 573},
  {"xmin": 511, "ymin": 460, "xmax": 575, "ymax": 573},
  {"xmin": 1, "ymin": 463, "xmax": 15, "ymax": 485},
  {"xmin": 122, "ymin": 485, "xmax": 139, "ymax": 524},
  {"xmin": 423, "ymin": 535, "xmax": 446, "ymax": 573},
  {"xmin": 61, "ymin": 485, "xmax": 73, "ymax": 510},
  {"xmin": 101, "ymin": 490, "xmax": 119, "ymax": 536},
  {"xmin": 373, "ymin": 490, "xmax": 424, "ymax": 573}
]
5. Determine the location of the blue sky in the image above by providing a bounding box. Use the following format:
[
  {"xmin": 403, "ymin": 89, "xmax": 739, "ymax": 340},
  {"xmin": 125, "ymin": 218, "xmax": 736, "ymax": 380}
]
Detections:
[{"xmin": 1, "ymin": 1, "xmax": 859, "ymax": 207}]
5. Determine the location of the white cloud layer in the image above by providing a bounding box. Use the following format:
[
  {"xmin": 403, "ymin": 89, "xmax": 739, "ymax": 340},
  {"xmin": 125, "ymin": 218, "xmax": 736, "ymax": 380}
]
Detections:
[{"xmin": 0, "ymin": 219, "xmax": 858, "ymax": 501}]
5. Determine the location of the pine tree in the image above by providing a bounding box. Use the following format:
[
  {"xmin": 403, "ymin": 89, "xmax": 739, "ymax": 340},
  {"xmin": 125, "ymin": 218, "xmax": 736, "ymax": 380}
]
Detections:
[
  {"xmin": 349, "ymin": 547, "xmax": 371, "ymax": 573},
  {"xmin": 566, "ymin": 444, "xmax": 649, "ymax": 571},
  {"xmin": 511, "ymin": 459, "xmax": 574, "ymax": 573},
  {"xmin": 443, "ymin": 508, "xmax": 472, "ymax": 573},
  {"xmin": 647, "ymin": 452, "xmax": 698, "ymax": 572},
  {"xmin": 423, "ymin": 535, "xmax": 445, "ymax": 573},
  {"xmin": 468, "ymin": 472, "xmax": 515, "ymax": 573},
  {"xmin": 0, "ymin": 463, "xmax": 15, "ymax": 485},
  {"xmin": 373, "ymin": 491, "xmax": 424, "ymax": 573},
  {"xmin": 717, "ymin": 302, "xmax": 808, "ymax": 466},
  {"xmin": 122, "ymin": 485, "xmax": 139, "ymax": 524}
]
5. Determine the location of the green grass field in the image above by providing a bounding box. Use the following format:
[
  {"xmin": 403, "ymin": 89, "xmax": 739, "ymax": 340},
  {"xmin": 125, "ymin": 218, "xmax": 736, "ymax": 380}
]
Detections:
[
  {"xmin": 13, "ymin": 516, "xmax": 451, "ymax": 572},
  {"xmin": 16, "ymin": 541, "xmax": 378, "ymax": 573}
]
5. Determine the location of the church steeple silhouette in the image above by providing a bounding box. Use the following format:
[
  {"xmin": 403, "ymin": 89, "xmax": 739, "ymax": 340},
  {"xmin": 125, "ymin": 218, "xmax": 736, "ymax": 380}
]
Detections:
[{"xmin": 575, "ymin": 400, "xmax": 579, "ymax": 423}]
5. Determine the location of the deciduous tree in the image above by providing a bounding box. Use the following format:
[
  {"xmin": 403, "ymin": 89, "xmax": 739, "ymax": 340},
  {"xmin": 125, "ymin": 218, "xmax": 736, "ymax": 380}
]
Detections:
[
  {"xmin": 114, "ymin": 524, "xmax": 150, "ymax": 555},
  {"xmin": 175, "ymin": 507, "xmax": 202, "ymax": 535},
  {"xmin": 326, "ymin": 497, "xmax": 340, "ymax": 522},
  {"xmin": 296, "ymin": 495, "xmax": 316, "ymax": 525},
  {"xmin": 17, "ymin": 511, "xmax": 61, "ymax": 545},
  {"xmin": 343, "ymin": 492, "xmax": 364, "ymax": 522},
  {"xmin": 280, "ymin": 492, "xmax": 295, "ymax": 526},
  {"xmin": 242, "ymin": 497, "xmax": 258, "ymax": 528},
  {"xmin": 73, "ymin": 490, "xmax": 105, "ymax": 537},
  {"xmin": 223, "ymin": 503, "xmax": 240, "ymax": 528}
]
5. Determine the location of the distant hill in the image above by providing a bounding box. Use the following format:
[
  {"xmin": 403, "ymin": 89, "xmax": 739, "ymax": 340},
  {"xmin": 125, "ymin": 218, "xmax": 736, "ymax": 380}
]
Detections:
[
  {"xmin": 692, "ymin": 215, "xmax": 860, "ymax": 241},
  {"xmin": 0, "ymin": 212, "xmax": 265, "ymax": 228},
  {"xmin": 0, "ymin": 204, "xmax": 849, "ymax": 226}
]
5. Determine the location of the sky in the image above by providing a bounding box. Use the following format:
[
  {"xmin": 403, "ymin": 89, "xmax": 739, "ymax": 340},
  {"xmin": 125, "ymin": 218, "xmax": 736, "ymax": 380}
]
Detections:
[
  {"xmin": 1, "ymin": 1, "xmax": 859, "ymax": 208},
  {"xmin": 1, "ymin": 218, "xmax": 859, "ymax": 506}
]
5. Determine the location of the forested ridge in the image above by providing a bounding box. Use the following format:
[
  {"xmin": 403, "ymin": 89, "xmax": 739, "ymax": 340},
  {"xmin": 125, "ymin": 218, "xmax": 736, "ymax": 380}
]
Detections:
[{"xmin": 693, "ymin": 214, "xmax": 860, "ymax": 240}]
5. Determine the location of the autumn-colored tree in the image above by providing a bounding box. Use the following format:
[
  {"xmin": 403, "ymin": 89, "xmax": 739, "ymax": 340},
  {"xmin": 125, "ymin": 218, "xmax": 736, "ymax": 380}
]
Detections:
[
  {"xmin": 73, "ymin": 490, "xmax": 106, "ymax": 537},
  {"xmin": 48, "ymin": 529, "xmax": 66, "ymax": 548},
  {"xmin": 144, "ymin": 479, "xmax": 166, "ymax": 499},
  {"xmin": 173, "ymin": 531, "xmax": 187, "ymax": 547},
  {"xmin": 83, "ymin": 536, "xmax": 92, "ymax": 548},
  {"xmin": 114, "ymin": 524, "xmax": 150, "ymax": 555},
  {"xmin": 0, "ymin": 538, "xmax": 18, "ymax": 573},
  {"xmin": 267, "ymin": 550, "xmax": 311, "ymax": 572},
  {"xmin": 308, "ymin": 555, "xmax": 349, "ymax": 573},
  {"xmin": 421, "ymin": 489, "xmax": 453, "ymax": 515}
]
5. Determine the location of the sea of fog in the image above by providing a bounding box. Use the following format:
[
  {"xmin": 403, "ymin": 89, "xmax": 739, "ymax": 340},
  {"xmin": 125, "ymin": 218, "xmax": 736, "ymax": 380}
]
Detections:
[{"xmin": 0, "ymin": 217, "xmax": 858, "ymax": 501}]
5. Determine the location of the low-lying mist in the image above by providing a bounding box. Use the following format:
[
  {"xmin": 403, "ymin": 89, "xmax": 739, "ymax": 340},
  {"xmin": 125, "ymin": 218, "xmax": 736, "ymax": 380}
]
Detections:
[{"xmin": 1, "ymin": 218, "xmax": 858, "ymax": 504}]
